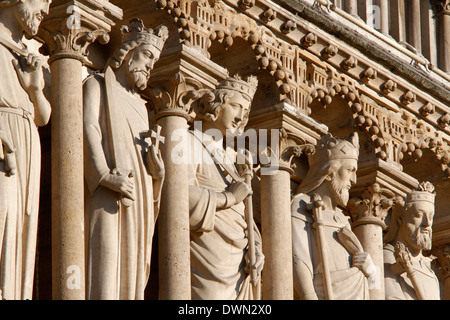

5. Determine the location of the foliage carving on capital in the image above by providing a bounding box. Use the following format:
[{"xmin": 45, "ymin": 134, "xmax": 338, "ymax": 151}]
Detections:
[
  {"xmin": 257, "ymin": 128, "xmax": 314, "ymax": 174},
  {"xmin": 348, "ymin": 183, "xmax": 396, "ymax": 229},
  {"xmin": 149, "ymin": 72, "xmax": 205, "ymax": 121},
  {"xmin": 42, "ymin": 28, "xmax": 110, "ymax": 63},
  {"xmin": 432, "ymin": 0, "xmax": 450, "ymax": 15},
  {"xmin": 431, "ymin": 245, "xmax": 450, "ymax": 279},
  {"xmin": 38, "ymin": 2, "xmax": 121, "ymax": 64}
]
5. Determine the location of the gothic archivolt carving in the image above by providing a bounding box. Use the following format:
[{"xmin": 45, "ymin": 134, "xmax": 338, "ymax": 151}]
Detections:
[{"xmin": 151, "ymin": 0, "xmax": 450, "ymax": 162}]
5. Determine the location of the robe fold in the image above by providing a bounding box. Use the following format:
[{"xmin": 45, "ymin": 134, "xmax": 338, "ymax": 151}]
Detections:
[
  {"xmin": 84, "ymin": 69, "xmax": 157, "ymax": 300},
  {"xmin": 188, "ymin": 130, "xmax": 260, "ymax": 300},
  {"xmin": 0, "ymin": 43, "xmax": 41, "ymax": 300},
  {"xmin": 291, "ymin": 193, "xmax": 369, "ymax": 300}
]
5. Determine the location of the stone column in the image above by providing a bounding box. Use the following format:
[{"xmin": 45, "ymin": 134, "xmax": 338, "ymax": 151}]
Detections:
[
  {"xmin": 38, "ymin": 0, "xmax": 122, "ymax": 300},
  {"xmin": 345, "ymin": 0, "xmax": 358, "ymax": 16},
  {"xmin": 156, "ymin": 110, "xmax": 191, "ymax": 300},
  {"xmin": 348, "ymin": 157, "xmax": 418, "ymax": 300},
  {"xmin": 434, "ymin": 0, "xmax": 450, "ymax": 73},
  {"xmin": 379, "ymin": 0, "xmax": 389, "ymax": 35},
  {"xmin": 409, "ymin": 0, "xmax": 422, "ymax": 52},
  {"xmin": 148, "ymin": 45, "xmax": 227, "ymax": 300},
  {"xmin": 246, "ymin": 103, "xmax": 327, "ymax": 300},
  {"xmin": 260, "ymin": 164, "xmax": 293, "ymax": 300},
  {"xmin": 420, "ymin": 0, "xmax": 438, "ymax": 66},
  {"xmin": 390, "ymin": 0, "xmax": 407, "ymax": 43},
  {"xmin": 432, "ymin": 244, "xmax": 450, "ymax": 300},
  {"xmin": 348, "ymin": 183, "xmax": 395, "ymax": 300}
]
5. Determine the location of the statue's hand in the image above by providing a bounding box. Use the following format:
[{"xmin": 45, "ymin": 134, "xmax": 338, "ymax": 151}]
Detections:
[
  {"xmin": 0, "ymin": 129, "xmax": 16, "ymax": 176},
  {"xmin": 146, "ymin": 144, "xmax": 165, "ymax": 180},
  {"xmin": 244, "ymin": 245, "xmax": 265, "ymax": 280},
  {"xmin": 12, "ymin": 54, "xmax": 45, "ymax": 98},
  {"xmin": 100, "ymin": 170, "xmax": 135, "ymax": 201},
  {"xmin": 227, "ymin": 181, "xmax": 252, "ymax": 204},
  {"xmin": 394, "ymin": 241, "xmax": 414, "ymax": 274},
  {"xmin": 353, "ymin": 252, "xmax": 376, "ymax": 278}
]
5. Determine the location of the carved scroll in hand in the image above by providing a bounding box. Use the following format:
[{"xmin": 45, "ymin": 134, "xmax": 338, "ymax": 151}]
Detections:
[
  {"xmin": 337, "ymin": 227, "xmax": 363, "ymax": 256},
  {"xmin": 338, "ymin": 228, "xmax": 377, "ymax": 281}
]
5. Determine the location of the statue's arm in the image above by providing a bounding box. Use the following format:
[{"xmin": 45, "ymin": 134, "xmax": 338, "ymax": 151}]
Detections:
[
  {"xmin": 383, "ymin": 249, "xmax": 407, "ymax": 300},
  {"xmin": 30, "ymin": 90, "xmax": 51, "ymax": 127},
  {"xmin": 12, "ymin": 54, "xmax": 51, "ymax": 126},
  {"xmin": 83, "ymin": 76, "xmax": 111, "ymax": 194}
]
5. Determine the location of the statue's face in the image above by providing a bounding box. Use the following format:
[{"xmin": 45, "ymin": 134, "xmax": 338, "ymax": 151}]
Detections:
[
  {"xmin": 15, "ymin": 0, "xmax": 50, "ymax": 36},
  {"xmin": 127, "ymin": 44, "xmax": 160, "ymax": 91},
  {"xmin": 214, "ymin": 92, "xmax": 250, "ymax": 136},
  {"xmin": 328, "ymin": 158, "xmax": 357, "ymax": 207},
  {"xmin": 402, "ymin": 200, "xmax": 434, "ymax": 251}
]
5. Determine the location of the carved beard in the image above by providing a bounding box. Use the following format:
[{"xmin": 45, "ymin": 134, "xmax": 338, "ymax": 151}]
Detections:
[
  {"xmin": 329, "ymin": 176, "xmax": 350, "ymax": 208},
  {"xmin": 409, "ymin": 226, "xmax": 432, "ymax": 251},
  {"xmin": 130, "ymin": 68, "xmax": 149, "ymax": 91},
  {"xmin": 16, "ymin": 3, "xmax": 39, "ymax": 36}
]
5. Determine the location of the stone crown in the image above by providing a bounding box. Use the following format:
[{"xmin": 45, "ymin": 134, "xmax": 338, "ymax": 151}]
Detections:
[
  {"xmin": 120, "ymin": 18, "xmax": 169, "ymax": 52},
  {"xmin": 309, "ymin": 132, "xmax": 360, "ymax": 166},
  {"xmin": 217, "ymin": 75, "xmax": 258, "ymax": 100},
  {"xmin": 406, "ymin": 181, "xmax": 436, "ymax": 204}
]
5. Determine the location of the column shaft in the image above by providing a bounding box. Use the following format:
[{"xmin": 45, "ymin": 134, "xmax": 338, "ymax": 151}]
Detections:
[
  {"xmin": 261, "ymin": 168, "xmax": 293, "ymax": 300},
  {"xmin": 379, "ymin": 0, "xmax": 389, "ymax": 34},
  {"xmin": 353, "ymin": 223, "xmax": 384, "ymax": 300},
  {"xmin": 50, "ymin": 58, "xmax": 85, "ymax": 300},
  {"xmin": 157, "ymin": 115, "xmax": 191, "ymax": 300},
  {"xmin": 345, "ymin": 0, "xmax": 358, "ymax": 16},
  {"xmin": 409, "ymin": 0, "xmax": 422, "ymax": 52},
  {"xmin": 438, "ymin": 13, "xmax": 450, "ymax": 73}
]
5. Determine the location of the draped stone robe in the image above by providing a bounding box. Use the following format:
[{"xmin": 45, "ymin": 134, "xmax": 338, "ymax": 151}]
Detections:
[
  {"xmin": 384, "ymin": 244, "xmax": 441, "ymax": 300},
  {"xmin": 291, "ymin": 193, "xmax": 370, "ymax": 300},
  {"xmin": 83, "ymin": 69, "xmax": 158, "ymax": 299},
  {"xmin": 188, "ymin": 130, "xmax": 260, "ymax": 300},
  {"xmin": 0, "ymin": 43, "xmax": 42, "ymax": 300}
]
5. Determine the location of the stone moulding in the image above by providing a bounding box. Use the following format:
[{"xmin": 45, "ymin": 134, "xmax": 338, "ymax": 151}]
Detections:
[{"xmin": 149, "ymin": 0, "xmax": 450, "ymax": 176}]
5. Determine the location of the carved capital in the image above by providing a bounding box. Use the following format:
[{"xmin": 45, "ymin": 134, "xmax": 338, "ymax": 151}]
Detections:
[
  {"xmin": 149, "ymin": 72, "xmax": 204, "ymax": 121},
  {"xmin": 432, "ymin": 244, "xmax": 450, "ymax": 280},
  {"xmin": 432, "ymin": 0, "xmax": 450, "ymax": 15},
  {"xmin": 348, "ymin": 183, "xmax": 396, "ymax": 229},
  {"xmin": 256, "ymin": 127, "xmax": 315, "ymax": 175},
  {"xmin": 38, "ymin": 1, "xmax": 122, "ymax": 64}
]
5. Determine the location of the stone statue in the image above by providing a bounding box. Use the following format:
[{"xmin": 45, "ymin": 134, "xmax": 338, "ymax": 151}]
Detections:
[
  {"xmin": 291, "ymin": 132, "xmax": 376, "ymax": 300},
  {"xmin": 188, "ymin": 75, "xmax": 264, "ymax": 300},
  {"xmin": 0, "ymin": 0, "xmax": 52, "ymax": 300},
  {"xmin": 383, "ymin": 181, "xmax": 440, "ymax": 300},
  {"xmin": 83, "ymin": 18, "xmax": 167, "ymax": 300}
]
